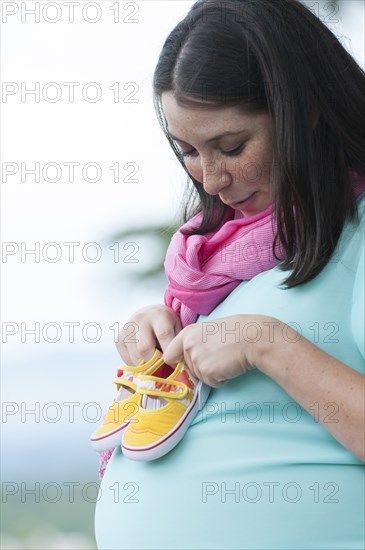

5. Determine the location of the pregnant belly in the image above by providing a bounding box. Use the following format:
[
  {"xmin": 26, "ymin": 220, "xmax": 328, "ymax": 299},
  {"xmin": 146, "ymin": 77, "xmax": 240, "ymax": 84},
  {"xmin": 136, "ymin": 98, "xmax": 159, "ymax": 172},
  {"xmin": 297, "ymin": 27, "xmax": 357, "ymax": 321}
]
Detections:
[{"xmin": 95, "ymin": 372, "xmax": 365, "ymax": 550}]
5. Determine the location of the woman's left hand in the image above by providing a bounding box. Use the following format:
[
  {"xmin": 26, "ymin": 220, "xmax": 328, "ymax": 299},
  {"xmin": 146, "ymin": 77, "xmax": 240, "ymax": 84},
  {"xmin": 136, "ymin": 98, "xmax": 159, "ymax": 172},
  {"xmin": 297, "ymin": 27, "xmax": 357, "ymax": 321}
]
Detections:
[
  {"xmin": 163, "ymin": 314, "xmax": 270, "ymax": 387},
  {"xmin": 165, "ymin": 313, "xmax": 365, "ymax": 461}
]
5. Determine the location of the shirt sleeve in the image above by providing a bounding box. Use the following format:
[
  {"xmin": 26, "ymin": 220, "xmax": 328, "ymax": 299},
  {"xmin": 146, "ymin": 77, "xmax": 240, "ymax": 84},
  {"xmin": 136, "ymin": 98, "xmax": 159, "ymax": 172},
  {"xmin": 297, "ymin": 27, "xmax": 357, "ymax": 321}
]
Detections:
[{"xmin": 351, "ymin": 241, "xmax": 365, "ymax": 360}]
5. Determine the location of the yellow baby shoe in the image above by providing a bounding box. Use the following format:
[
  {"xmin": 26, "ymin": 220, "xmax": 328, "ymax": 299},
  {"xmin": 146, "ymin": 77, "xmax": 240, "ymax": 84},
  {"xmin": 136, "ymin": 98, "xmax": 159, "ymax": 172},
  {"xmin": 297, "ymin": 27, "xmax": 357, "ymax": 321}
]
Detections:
[
  {"xmin": 90, "ymin": 349, "xmax": 162, "ymax": 452},
  {"xmin": 121, "ymin": 357, "xmax": 211, "ymax": 461}
]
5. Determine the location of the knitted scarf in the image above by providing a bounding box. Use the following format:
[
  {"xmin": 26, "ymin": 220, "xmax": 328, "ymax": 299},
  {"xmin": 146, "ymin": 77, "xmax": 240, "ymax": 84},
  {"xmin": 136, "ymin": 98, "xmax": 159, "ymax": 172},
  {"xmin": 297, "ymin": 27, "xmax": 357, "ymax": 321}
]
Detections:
[{"xmin": 164, "ymin": 202, "xmax": 282, "ymax": 327}]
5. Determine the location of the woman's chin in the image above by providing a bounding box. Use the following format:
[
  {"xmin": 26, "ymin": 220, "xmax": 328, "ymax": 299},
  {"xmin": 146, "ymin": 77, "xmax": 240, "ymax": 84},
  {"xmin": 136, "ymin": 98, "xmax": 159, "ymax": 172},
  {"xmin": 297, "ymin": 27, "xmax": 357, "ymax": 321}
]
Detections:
[{"xmin": 236, "ymin": 193, "xmax": 271, "ymax": 217}]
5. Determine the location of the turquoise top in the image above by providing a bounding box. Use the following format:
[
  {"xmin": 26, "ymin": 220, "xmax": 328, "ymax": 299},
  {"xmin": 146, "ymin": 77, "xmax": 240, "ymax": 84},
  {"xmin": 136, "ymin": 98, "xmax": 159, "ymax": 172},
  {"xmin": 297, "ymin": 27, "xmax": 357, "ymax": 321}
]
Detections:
[{"xmin": 95, "ymin": 195, "xmax": 365, "ymax": 550}]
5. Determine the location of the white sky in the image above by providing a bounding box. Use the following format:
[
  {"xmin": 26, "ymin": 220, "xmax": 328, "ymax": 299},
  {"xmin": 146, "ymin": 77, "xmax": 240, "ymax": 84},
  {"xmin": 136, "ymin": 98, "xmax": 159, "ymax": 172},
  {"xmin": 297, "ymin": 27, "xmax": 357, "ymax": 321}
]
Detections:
[{"xmin": 1, "ymin": 1, "xmax": 197, "ymax": 361}]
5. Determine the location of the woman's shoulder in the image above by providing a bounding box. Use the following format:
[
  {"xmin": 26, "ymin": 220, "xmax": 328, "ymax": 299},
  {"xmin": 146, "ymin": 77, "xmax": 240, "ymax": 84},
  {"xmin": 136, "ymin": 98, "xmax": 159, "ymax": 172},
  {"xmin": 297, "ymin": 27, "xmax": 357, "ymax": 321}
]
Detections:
[
  {"xmin": 349, "ymin": 192, "xmax": 365, "ymax": 359},
  {"xmin": 331, "ymin": 192, "xmax": 365, "ymax": 271},
  {"xmin": 351, "ymin": 237, "xmax": 364, "ymax": 360}
]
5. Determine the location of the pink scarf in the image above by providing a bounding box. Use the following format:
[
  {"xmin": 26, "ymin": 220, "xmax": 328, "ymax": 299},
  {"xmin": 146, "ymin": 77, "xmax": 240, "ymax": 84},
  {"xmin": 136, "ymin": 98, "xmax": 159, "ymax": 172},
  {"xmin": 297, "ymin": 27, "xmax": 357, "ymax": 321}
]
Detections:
[
  {"xmin": 164, "ymin": 171, "xmax": 365, "ymax": 328},
  {"xmin": 164, "ymin": 203, "xmax": 283, "ymax": 327}
]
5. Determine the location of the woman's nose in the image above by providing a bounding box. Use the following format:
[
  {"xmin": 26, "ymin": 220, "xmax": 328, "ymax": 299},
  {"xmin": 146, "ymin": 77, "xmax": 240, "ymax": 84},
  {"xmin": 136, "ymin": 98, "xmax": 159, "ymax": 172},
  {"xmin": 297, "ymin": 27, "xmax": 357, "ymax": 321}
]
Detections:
[{"xmin": 202, "ymin": 159, "xmax": 232, "ymax": 196}]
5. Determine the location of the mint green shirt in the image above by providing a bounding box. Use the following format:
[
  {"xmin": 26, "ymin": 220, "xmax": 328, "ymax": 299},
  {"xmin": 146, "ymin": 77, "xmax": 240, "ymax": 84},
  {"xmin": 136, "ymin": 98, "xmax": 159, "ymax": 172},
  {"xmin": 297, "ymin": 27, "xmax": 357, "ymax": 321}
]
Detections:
[{"xmin": 95, "ymin": 195, "xmax": 365, "ymax": 550}]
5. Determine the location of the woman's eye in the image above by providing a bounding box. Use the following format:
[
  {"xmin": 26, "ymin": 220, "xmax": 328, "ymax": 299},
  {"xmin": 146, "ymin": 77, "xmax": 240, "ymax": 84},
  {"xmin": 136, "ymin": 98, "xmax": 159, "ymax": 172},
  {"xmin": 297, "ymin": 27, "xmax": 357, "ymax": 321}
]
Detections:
[
  {"xmin": 179, "ymin": 144, "xmax": 244, "ymax": 158},
  {"xmin": 222, "ymin": 144, "xmax": 244, "ymax": 156},
  {"xmin": 181, "ymin": 149, "xmax": 197, "ymax": 158}
]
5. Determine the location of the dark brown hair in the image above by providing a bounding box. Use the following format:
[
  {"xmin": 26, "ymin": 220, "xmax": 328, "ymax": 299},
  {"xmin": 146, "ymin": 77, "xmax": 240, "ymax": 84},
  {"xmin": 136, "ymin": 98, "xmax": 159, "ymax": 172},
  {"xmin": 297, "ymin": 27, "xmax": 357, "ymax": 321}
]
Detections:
[{"xmin": 153, "ymin": 0, "xmax": 365, "ymax": 288}]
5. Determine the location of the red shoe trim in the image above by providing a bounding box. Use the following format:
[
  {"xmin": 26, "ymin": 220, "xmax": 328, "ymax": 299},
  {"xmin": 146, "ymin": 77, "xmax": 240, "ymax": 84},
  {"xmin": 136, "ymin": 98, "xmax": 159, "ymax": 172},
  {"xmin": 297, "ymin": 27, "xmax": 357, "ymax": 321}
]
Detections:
[{"xmin": 91, "ymin": 421, "xmax": 130, "ymax": 441}]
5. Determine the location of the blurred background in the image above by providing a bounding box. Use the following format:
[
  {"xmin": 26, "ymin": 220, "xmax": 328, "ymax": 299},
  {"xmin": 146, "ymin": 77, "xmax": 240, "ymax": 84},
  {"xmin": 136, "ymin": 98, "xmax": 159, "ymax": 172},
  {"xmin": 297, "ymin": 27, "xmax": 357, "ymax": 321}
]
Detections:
[{"xmin": 1, "ymin": 1, "xmax": 364, "ymax": 548}]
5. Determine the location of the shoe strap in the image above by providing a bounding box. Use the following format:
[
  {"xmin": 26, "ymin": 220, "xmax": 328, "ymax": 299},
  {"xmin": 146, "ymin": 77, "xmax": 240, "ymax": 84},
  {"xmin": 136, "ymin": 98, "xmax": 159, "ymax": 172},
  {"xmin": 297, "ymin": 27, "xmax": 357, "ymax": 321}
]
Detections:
[
  {"xmin": 113, "ymin": 349, "xmax": 162, "ymax": 391},
  {"xmin": 135, "ymin": 370, "xmax": 188, "ymax": 399},
  {"xmin": 114, "ymin": 373, "xmax": 136, "ymax": 392}
]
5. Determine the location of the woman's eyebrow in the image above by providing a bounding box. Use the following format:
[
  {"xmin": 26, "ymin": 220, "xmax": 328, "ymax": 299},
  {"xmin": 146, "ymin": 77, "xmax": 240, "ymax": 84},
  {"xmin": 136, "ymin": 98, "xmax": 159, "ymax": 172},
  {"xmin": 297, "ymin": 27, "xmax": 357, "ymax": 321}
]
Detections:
[{"xmin": 168, "ymin": 129, "xmax": 248, "ymax": 143}]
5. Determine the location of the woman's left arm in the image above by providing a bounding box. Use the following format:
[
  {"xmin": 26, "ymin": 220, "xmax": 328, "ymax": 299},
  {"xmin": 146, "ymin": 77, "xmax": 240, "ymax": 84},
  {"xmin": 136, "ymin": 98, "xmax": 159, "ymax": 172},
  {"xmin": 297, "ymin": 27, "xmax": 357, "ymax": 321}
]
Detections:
[{"xmin": 163, "ymin": 315, "xmax": 365, "ymax": 462}]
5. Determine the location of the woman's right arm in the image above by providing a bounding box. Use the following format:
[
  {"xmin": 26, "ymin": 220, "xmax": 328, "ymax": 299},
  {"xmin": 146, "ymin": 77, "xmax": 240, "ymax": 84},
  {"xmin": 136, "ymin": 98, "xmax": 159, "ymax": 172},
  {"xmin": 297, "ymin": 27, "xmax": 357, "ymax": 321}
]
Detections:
[{"xmin": 116, "ymin": 304, "xmax": 182, "ymax": 365}]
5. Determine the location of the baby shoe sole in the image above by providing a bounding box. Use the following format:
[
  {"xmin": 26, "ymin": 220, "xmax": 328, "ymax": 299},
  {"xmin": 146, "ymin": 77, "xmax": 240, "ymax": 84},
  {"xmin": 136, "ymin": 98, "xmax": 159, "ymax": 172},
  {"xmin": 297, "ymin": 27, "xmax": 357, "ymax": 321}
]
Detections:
[{"xmin": 121, "ymin": 382, "xmax": 211, "ymax": 461}]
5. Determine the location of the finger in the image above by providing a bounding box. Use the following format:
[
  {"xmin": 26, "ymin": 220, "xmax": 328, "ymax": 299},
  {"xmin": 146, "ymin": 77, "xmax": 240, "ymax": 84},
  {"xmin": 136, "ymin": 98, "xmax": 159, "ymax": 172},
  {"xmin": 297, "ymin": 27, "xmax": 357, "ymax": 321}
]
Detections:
[
  {"xmin": 115, "ymin": 335, "xmax": 132, "ymax": 365},
  {"xmin": 116, "ymin": 344, "xmax": 133, "ymax": 366},
  {"xmin": 154, "ymin": 319, "xmax": 182, "ymax": 354},
  {"xmin": 208, "ymin": 380, "xmax": 225, "ymax": 389},
  {"xmin": 134, "ymin": 333, "xmax": 159, "ymax": 364},
  {"xmin": 120, "ymin": 322, "xmax": 156, "ymax": 365},
  {"xmin": 174, "ymin": 315, "xmax": 183, "ymax": 334},
  {"xmin": 163, "ymin": 331, "xmax": 185, "ymax": 367}
]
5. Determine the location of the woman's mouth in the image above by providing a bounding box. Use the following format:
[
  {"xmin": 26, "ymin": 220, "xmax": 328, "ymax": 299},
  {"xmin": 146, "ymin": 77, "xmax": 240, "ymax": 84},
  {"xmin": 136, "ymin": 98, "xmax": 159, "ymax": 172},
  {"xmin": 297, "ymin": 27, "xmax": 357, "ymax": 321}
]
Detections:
[{"xmin": 230, "ymin": 192, "xmax": 257, "ymax": 209}]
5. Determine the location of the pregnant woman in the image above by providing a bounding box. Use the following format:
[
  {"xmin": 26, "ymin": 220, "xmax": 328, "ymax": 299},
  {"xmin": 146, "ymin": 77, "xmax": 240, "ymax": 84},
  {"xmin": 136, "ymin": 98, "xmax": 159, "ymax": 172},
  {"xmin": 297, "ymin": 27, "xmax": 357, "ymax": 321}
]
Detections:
[{"xmin": 95, "ymin": 0, "xmax": 365, "ymax": 548}]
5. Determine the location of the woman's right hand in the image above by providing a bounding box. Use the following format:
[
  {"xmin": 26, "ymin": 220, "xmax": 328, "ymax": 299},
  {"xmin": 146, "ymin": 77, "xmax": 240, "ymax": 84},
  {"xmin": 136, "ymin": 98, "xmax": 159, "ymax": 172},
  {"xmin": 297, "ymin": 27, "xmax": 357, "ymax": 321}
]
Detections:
[{"xmin": 115, "ymin": 304, "xmax": 182, "ymax": 365}]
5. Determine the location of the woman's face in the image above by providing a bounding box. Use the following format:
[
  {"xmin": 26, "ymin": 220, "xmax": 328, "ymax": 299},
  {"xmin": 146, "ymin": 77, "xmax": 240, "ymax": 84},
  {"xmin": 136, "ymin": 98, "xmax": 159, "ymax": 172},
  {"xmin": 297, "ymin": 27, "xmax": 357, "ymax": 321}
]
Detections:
[{"xmin": 161, "ymin": 91, "xmax": 274, "ymax": 217}]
